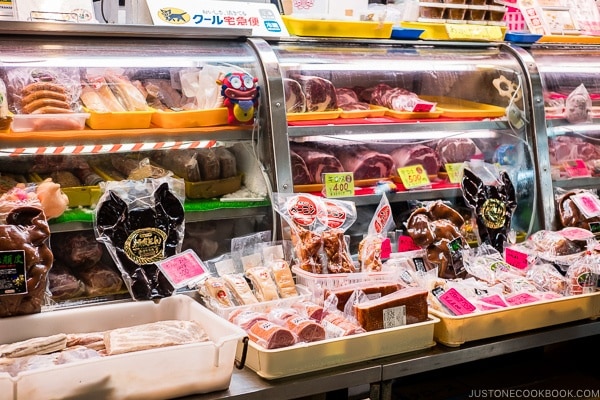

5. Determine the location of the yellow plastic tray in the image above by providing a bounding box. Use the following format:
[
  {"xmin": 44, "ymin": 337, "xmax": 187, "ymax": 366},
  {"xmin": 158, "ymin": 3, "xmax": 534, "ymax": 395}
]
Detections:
[
  {"xmin": 85, "ymin": 108, "xmax": 154, "ymax": 130},
  {"xmin": 282, "ymin": 15, "xmax": 393, "ymax": 39},
  {"xmin": 236, "ymin": 316, "xmax": 438, "ymax": 379},
  {"xmin": 537, "ymin": 35, "xmax": 600, "ymax": 44},
  {"xmin": 287, "ymin": 109, "xmax": 342, "ymax": 122},
  {"xmin": 421, "ymin": 96, "xmax": 507, "ymax": 118},
  {"xmin": 185, "ymin": 174, "xmax": 243, "ymax": 199},
  {"xmin": 339, "ymin": 105, "xmax": 388, "ymax": 119},
  {"xmin": 400, "ymin": 21, "xmax": 506, "ymax": 41},
  {"xmin": 430, "ymin": 292, "xmax": 600, "ymax": 347},
  {"xmin": 29, "ymin": 172, "xmax": 103, "ymax": 208},
  {"xmin": 151, "ymin": 107, "xmax": 229, "ymax": 128},
  {"xmin": 385, "ymin": 108, "xmax": 443, "ymax": 120}
]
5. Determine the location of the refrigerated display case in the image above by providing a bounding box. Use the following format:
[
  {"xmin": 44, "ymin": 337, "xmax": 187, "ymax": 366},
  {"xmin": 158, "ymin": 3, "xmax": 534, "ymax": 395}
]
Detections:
[
  {"xmin": 0, "ymin": 23, "xmax": 275, "ymax": 307},
  {"xmin": 530, "ymin": 44, "xmax": 600, "ymax": 231},
  {"xmin": 265, "ymin": 39, "xmax": 544, "ymax": 252}
]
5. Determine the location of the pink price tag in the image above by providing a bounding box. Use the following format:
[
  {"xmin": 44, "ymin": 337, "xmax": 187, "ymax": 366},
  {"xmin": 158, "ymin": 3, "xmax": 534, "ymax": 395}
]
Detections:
[
  {"xmin": 380, "ymin": 238, "xmax": 391, "ymax": 259},
  {"xmin": 157, "ymin": 250, "xmax": 208, "ymax": 288},
  {"xmin": 504, "ymin": 247, "xmax": 529, "ymax": 270},
  {"xmin": 505, "ymin": 292, "xmax": 539, "ymax": 306},
  {"xmin": 564, "ymin": 159, "xmax": 591, "ymax": 178},
  {"xmin": 438, "ymin": 288, "xmax": 477, "ymax": 315},
  {"xmin": 480, "ymin": 294, "xmax": 509, "ymax": 308},
  {"xmin": 397, "ymin": 235, "xmax": 421, "ymax": 252}
]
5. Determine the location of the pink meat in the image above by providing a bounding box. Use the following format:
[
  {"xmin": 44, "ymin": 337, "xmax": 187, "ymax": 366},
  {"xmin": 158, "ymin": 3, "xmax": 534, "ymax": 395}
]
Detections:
[
  {"xmin": 284, "ymin": 78, "xmax": 306, "ymax": 113},
  {"xmin": 390, "ymin": 145, "xmax": 441, "ymax": 176},
  {"xmin": 290, "ymin": 74, "xmax": 337, "ymax": 112},
  {"xmin": 436, "ymin": 138, "xmax": 481, "ymax": 164},
  {"xmin": 335, "ymin": 146, "xmax": 395, "ymax": 180},
  {"xmin": 291, "ymin": 145, "xmax": 344, "ymax": 184},
  {"xmin": 290, "ymin": 150, "xmax": 312, "ymax": 184}
]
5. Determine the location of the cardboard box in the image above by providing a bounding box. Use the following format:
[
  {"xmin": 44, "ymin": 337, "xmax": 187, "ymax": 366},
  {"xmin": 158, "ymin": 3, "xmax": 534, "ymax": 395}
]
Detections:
[{"xmin": 0, "ymin": 295, "xmax": 246, "ymax": 400}]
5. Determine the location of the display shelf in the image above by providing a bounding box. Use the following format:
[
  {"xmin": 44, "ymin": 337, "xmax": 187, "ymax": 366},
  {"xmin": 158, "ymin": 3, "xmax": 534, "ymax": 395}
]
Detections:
[{"xmin": 553, "ymin": 176, "xmax": 600, "ymax": 190}]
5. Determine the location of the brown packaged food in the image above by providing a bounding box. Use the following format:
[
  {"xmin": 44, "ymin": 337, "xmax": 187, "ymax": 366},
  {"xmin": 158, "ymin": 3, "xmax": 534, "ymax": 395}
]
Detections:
[
  {"xmin": 75, "ymin": 260, "xmax": 124, "ymax": 298},
  {"xmin": 325, "ymin": 281, "xmax": 402, "ymax": 312},
  {"xmin": 354, "ymin": 287, "xmax": 428, "ymax": 332},
  {"xmin": 0, "ymin": 206, "xmax": 53, "ymax": 317},
  {"xmin": 196, "ymin": 148, "xmax": 221, "ymax": 181},
  {"xmin": 52, "ymin": 230, "xmax": 103, "ymax": 267},
  {"xmin": 215, "ymin": 147, "xmax": 237, "ymax": 179},
  {"xmin": 48, "ymin": 261, "xmax": 86, "ymax": 301}
]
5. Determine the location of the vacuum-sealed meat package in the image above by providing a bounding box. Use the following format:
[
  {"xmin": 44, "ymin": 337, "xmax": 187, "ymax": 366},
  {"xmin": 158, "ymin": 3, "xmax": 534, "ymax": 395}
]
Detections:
[{"xmin": 94, "ymin": 178, "xmax": 185, "ymax": 300}]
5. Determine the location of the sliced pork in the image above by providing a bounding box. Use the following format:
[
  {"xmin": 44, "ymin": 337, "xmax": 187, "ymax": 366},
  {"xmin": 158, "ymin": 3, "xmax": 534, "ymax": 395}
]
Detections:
[
  {"xmin": 290, "ymin": 144, "xmax": 344, "ymax": 184},
  {"xmin": 390, "ymin": 145, "xmax": 441, "ymax": 176}
]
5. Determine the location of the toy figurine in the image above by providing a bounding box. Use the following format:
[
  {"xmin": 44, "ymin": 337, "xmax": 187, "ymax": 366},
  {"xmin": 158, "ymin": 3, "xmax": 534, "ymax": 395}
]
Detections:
[{"xmin": 217, "ymin": 71, "xmax": 259, "ymax": 125}]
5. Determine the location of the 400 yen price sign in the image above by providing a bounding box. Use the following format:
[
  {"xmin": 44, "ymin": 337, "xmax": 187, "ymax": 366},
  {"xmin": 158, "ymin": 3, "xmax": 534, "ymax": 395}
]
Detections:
[{"xmin": 324, "ymin": 172, "xmax": 354, "ymax": 198}]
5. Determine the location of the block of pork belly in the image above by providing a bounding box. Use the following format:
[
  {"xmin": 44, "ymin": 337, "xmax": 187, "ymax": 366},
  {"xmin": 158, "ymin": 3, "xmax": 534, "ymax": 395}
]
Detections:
[
  {"xmin": 324, "ymin": 281, "xmax": 402, "ymax": 311},
  {"xmin": 284, "ymin": 315, "xmax": 326, "ymax": 342},
  {"xmin": 354, "ymin": 287, "xmax": 428, "ymax": 332},
  {"xmin": 248, "ymin": 321, "xmax": 297, "ymax": 349}
]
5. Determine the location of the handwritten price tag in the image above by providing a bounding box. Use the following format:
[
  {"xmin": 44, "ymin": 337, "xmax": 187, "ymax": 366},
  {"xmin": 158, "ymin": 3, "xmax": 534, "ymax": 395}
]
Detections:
[
  {"xmin": 397, "ymin": 165, "xmax": 430, "ymax": 189},
  {"xmin": 444, "ymin": 163, "xmax": 464, "ymax": 184},
  {"xmin": 156, "ymin": 249, "xmax": 209, "ymax": 288},
  {"xmin": 324, "ymin": 172, "xmax": 354, "ymax": 198},
  {"xmin": 445, "ymin": 23, "xmax": 504, "ymax": 41}
]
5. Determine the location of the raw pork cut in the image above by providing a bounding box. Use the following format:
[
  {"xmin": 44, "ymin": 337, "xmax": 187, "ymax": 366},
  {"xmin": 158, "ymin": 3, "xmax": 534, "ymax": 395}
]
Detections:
[
  {"xmin": 334, "ymin": 145, "xmax": 394, "ymax": 180},
  {"xmin": 549, "ymin": 136, "xmax": 600, "ymax": 164},
  {"xmin": 290, "ymin": 144, "xmax": 344, "ymax": 184},
  {"xmin": 290, "ymin": 74, "xmax": 337, "ymax": 112},
  {"xmin": 284, "ymin": 78, "xmax": 306, "ymax": 113},
  {"xmin": 436, "ymin": 137, "xmax": 481, "ymax": 165},
  {"xmin": 335, "ymin": 88, "xmax": 370, "ymax": 111},
  {"xmin": 290, "ymin": 150, "xmax": 312, "ymax": 184},
  {"xmin": 390, "ymin": 145, "xmax": 441, "ymax": 176},
  {"xmin": 368, "ymin": 83, "xmax": 434, "ymax": 112}
]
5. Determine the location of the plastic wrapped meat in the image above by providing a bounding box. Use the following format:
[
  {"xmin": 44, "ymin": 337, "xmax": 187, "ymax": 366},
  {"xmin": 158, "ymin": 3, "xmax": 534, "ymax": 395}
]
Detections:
[
  {"xmin": 152, "ymin": 149, "xmax": 201, "ymax": 182},
  {"xmin": 284, "ymin": 78, "xmax": 306, "ymax": 113},
  {"xmin": 196, "ymin": 148, "xmax": 221, "ymax": 181},
  {"xmin": 289, "ymin": 74, "xmax": 337, "ymax": 112},
  {"xmin": 290, "ymin": 144, "xmax": 343, "ymax": 184},
  {"xmin": 334, "ymin": 145, "xmax": 395, "ymax": 180},
  {"xmin": 390, "ymin": 144, "xmax": 441, "ymax": 176},
  {"xmin": 215, "ymin": 147, "xmax": 237, "ymax": 178},
  {"xmin": 48, "ymin": 261, "xmax": 86, "ymax": 301},
  {"xmin": 290, "ymin": 150, "xmax": 312, "ymax": 185},
  {"xmin": 52, "ymin": 231, "xmax": 103, "ymax": 267},
  {"xmin": 335, "ymin": 87, "xmax": 370, "ymax": 111},
  {"xmin": 436, "ymin": 138, "xmax": 481, "ymax": 165},
  {"xmin": 76, "ymin": 260, "xmax": 124, "ymax": 298}
]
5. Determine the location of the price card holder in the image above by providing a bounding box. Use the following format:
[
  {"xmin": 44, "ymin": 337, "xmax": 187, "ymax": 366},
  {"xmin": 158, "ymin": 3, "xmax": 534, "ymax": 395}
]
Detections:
[
  {"xmin": 563, "ymin": 159, "xmax": 591, "ymax": 178},
  {"xmin": 445, "ymin": 23, "xmax": 504, "ymax": 41},
  {"xmin": 323, "ymin": 172, "xmax": 354, "ymax": 198},
  {"xmin": 397, "ymin": 165, "xmax": 430, "ymax": 189},
  {"xmin": 444, "ymin": 163, "xmax": 464, "ymax": 184}
]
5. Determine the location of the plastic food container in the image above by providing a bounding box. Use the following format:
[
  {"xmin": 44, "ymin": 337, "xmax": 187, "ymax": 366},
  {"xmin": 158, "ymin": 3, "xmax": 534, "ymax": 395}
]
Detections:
[
  {"xmin": 11, "ymin": 113, "xmax": 89, "ymax": 132},
  {"xmin": 29, "ymin": 172, "xmax": 103, "ymax": 208},
  {"xmin": 430, "ymin": 292, "xmax": 600, "ymax": 347},
  {"xmin": 238, "ymin": 316, "xmax": 438, "ymax": 379},
  {"xmin": 85, "ymin": 108, "xmax": 153, "ymax": 129},
  {"xmin": 282, "ymin": 15, "xmax": 394, "ymax": 39},
  {"xmin": 185, "ymin": 173, "xmax": 243, "ymax": 199},
  {"xmin": 0, "ymin": 295, "xmax": 247, "ymax": 400},
  {"xmin": 151, "ymin": 107, "xmax": 229, "ymax": 128}
]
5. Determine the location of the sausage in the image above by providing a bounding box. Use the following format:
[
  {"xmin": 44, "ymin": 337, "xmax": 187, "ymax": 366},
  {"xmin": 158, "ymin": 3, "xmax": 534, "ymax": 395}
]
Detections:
[
  {"xmin": 21, "ymin": 90, "xmax": 69, "ymax": 105},
  {"xmin": 21, "ymin": 82, "xmax": 67, "ymax": 97},
  {"xmin": 23, "ymin": 98, "xmax": 71, "ymax": 114},
  {"xmin": 30, "ymin": 105, "xmax": 74, "ymax": 115}
]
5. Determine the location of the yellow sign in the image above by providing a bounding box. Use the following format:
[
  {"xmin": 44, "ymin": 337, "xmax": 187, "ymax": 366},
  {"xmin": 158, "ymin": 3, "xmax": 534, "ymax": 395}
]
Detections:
[
  {"xmin": 397, "ymin": 165, "xmax": 430, "ymax": 189},
  {"xmin": 324, "ymin": 172, "xmax": 354, "ymax": 198},
  {"xmin": 445, "ymin": 163, "xmax": 464, "ymax": 184},
  {"xmin": 445, "ymin": 23, "xmax": 504, "ymax": 41}
]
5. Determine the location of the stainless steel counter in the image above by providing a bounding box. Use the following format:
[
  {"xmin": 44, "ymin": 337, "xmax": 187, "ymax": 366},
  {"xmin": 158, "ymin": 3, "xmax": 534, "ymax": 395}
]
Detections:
[{"xmin": 181, "ymin": 318, "xmax": 600, "ymax": 400}]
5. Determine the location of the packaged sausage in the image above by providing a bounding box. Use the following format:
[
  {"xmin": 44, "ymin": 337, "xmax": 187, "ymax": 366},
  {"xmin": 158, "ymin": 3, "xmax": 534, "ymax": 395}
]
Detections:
[{"xmin": 358, "ymin": 194, "xmax": 395, "ymax": 272}]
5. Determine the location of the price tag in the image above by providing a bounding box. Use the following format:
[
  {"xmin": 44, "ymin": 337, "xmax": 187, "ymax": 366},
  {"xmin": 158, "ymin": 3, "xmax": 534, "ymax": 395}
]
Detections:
[
  {"xmin": 504, "ymin": 247, "xmax": 529, "ymax": 270},
  {"xmin": 563, "ymin": 159, "xmax": 591, "ymax": 178},
  {"xmin": 397, "ymin": 165, "xmax": 430, "ymax": 189},
  {"xmin": 444, "ymin": 163, "xmax": 464, "ymax": 184},
  {"xmin": 324, "ymin": 172, "xmax": 354, "ymax": 198},
  {"xmin": 445, "ymin": 23, "xmax": 504, "ymax": 41},
  {"xmin": 438, "ymin": 288, "xmax": 477, "ymax": 316},
  {"xmin": 156, "ymin": 249, "xmax": 209, "ymax": 289}
]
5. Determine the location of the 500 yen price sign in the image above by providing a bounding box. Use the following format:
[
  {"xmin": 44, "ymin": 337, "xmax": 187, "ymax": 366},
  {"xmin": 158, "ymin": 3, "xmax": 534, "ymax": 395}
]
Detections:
[
  {"xmin": 324, "ymin": 172, "xmax": 354, "ymax": 198},
  {"xmin": 397, "ymin": 165, "xmax": 430, "ymax": 189}
]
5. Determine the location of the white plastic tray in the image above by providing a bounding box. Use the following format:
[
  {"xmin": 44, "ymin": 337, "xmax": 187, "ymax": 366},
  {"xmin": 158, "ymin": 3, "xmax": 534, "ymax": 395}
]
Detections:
[{"xmin": 0, "ymin": 295, "xmax": 246, "ymax": 400}]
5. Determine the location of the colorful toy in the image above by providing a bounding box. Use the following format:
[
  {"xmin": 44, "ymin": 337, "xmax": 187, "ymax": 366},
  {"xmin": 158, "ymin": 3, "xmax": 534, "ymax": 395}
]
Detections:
[{"xmin": 217, "ymin": 71, "xmax": 259, "ymax": 125}]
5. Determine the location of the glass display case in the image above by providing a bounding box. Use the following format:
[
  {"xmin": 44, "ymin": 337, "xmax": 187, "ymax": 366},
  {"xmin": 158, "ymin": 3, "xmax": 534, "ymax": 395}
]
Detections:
[
  {"xmin": 0, "ymin": 25, "xmax": 274, "ymax": 307},
  {"xmin": 266, "ymin": 39, "xmax": 543, "ymax": 253},
  {"xmin": 530, "ymin": 44, "xmax": 600, "ymax": 231}
]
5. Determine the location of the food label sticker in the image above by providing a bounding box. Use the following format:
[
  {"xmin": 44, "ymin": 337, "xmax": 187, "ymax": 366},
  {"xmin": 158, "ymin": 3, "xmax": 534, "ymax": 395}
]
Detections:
[
  {"xmin": 444, "ymin": 163, "xmax": 464, "ymax": 184},
  {"xmin": 480, "ymin": 294, "xmax": 508, "ymax": 307},
  {"xmin": 438, "ymin": 288, "xmax": 476, "ymax": 315},
  {"xmin": 413, "ymin": 257, "xmax": 427, "ymax": 273},
  {"xmin": 505, "ymin": 292, "xmax": 539, "ymax": 306},
  {"xmin": 0, "ymin": 250, "xmax": 27, "ymax": 295},
  {"xmin": 397, "ymin": 165, "xmax": 430, "ymax": 189},
  {"xmin": 571, "ymin": 192, "xmax": 600, "ymax": 218},
  {"xmin": 380, "ymin": 237, "xmax": 392, "ymax": 259},
  {"xmin": 322, "ymin": 319, "xmax": 345, "ymax": 339},
  {"xmin": 383, "ymin": 305, "xmax": 406, "ymax": 329},
  {"xmin": 156, "ymin": 249, "xmax": 209, "ymax": 288},
  {"xmin": 504, "ymin": 247, "xmax": 529, "ymax": 270},
  {"xmin": 324, "ymin": 172, "xmax": 354, "ymax": 198},
  {"xmin": 590, "ymin": 222, "xmax": 600, "ymax": 237},
  {"xmin": 445, "ymin": 23, "xmax": 504, "ymax": 41},
  {"xmin": 563, "ymin": 159, "xmax": 591, "ymax": 178}
]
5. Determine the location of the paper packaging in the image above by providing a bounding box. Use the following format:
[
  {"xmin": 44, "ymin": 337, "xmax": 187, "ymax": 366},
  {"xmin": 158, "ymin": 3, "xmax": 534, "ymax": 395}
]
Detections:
[
  {"xmin": 0, "ymin": 295, "xmax": 246, "ymax": 400},
  {"xmin": 292, "ymin": 0, "xmax": 328, "ymax": 16}
]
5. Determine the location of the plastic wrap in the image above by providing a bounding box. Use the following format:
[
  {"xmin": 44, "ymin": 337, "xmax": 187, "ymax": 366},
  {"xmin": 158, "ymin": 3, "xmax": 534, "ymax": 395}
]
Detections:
[{"xmin": 358, "ymin": 194, "xmax": 395, "ymax": 272}]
